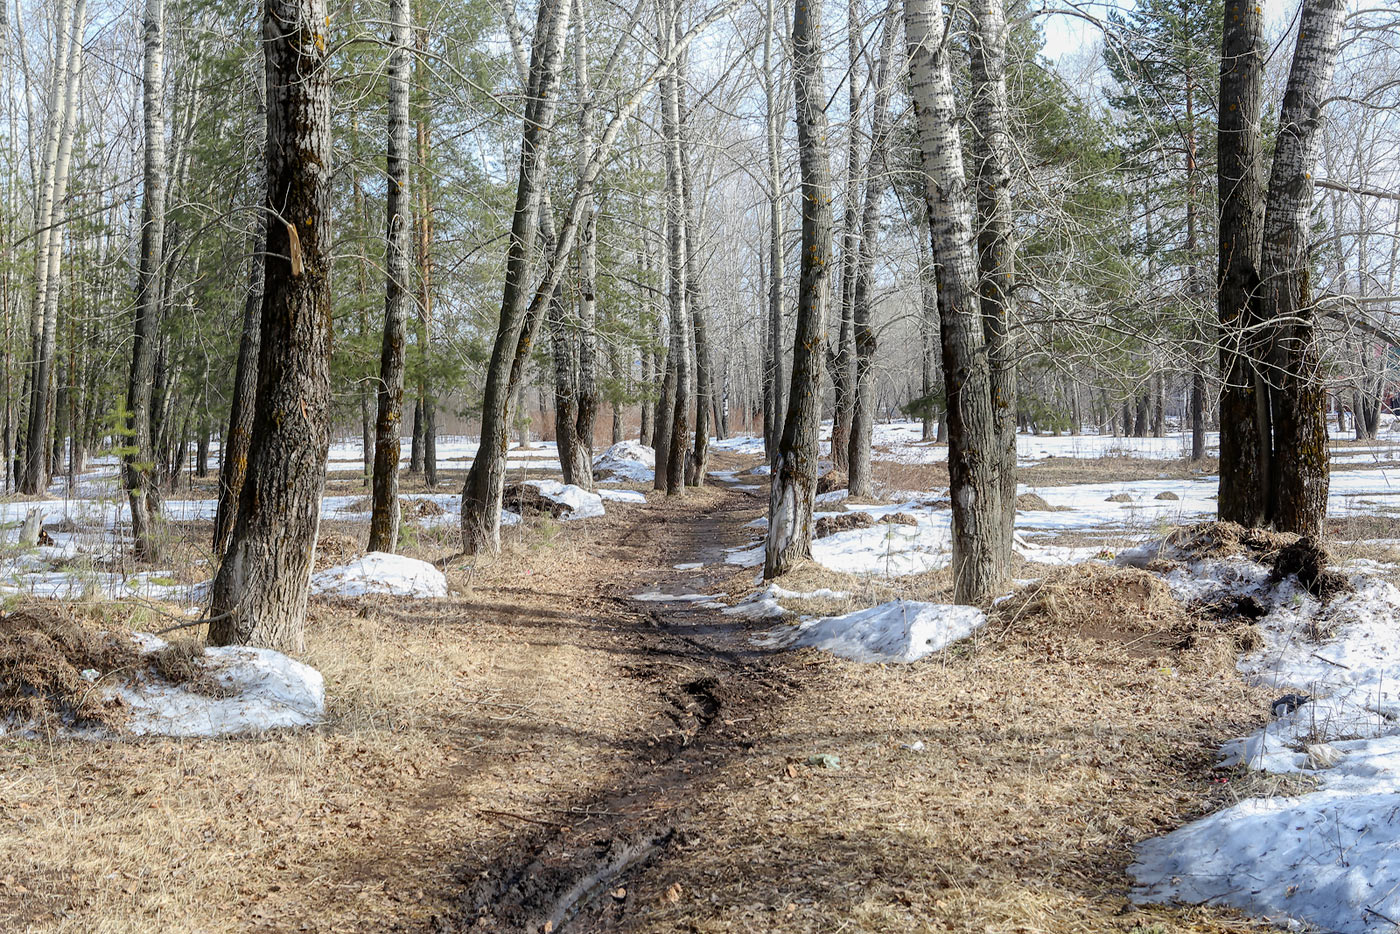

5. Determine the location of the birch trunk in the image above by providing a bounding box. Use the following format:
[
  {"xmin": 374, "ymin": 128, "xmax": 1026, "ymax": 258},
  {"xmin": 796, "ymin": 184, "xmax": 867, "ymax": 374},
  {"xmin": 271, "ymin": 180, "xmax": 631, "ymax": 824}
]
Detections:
[
  {"xmin": 905, "ymin": 0, "xmax": 1004, "ymax": 604},
  {"xmin": 209, "ymin": 0, "xmax": 334, "ymax": 652},
  {"xmin": 764, "ymin": 0, "xmax": 830, "ymax": 579},
  {"xmin": 369, "ymin": 0, "xmax": 412, "ymax": 554},
  {"xmin": 122, "ymin": 0, "xmax": 162, "ymax": 559},
  {"xmin": 20, "ymin": 0, "xmax": 84, "ymax": 495},
  {"xmin": 846, "ymin": 7, "xmax": 898, "ymax": 498},
  {"xmin": 658, "ymin": 0, "xmax": 691, "ymax": 497},
  {"xmin": 969, "ymin": 0, "xmax": 1016, "ymax": 559}
]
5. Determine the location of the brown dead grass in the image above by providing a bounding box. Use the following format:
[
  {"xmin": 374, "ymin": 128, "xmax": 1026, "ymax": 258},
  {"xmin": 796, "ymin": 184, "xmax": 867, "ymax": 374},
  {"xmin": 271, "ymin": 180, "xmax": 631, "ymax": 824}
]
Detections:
[{"xmin": 609, "ymin": 566, "xmax": 1272, "ymax": 934}]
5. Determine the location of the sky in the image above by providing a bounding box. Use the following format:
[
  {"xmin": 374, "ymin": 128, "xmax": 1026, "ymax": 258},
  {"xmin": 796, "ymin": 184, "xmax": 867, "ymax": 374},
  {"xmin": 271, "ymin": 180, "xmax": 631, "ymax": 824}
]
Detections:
[{"xmin": 1039, "ymin": 0, "xmax": 1293, "ymax": 65}]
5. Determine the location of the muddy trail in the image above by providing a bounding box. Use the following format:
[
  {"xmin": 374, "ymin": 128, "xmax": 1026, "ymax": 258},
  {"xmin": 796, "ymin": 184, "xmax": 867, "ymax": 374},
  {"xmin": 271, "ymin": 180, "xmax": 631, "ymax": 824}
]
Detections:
[{"xmin": 440, "ymin": 476, "xmax": 806, "ymax": 933}]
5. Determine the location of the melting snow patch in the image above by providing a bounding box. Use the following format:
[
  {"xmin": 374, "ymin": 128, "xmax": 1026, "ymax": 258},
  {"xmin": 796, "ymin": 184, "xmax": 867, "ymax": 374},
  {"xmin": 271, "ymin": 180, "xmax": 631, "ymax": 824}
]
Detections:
[
  {"xmin": 598, "ymin": 488, "xmax": 646, "ymax": 503},
  {"xmin": 116, "ymin": 640, "xmax": 325, "ymax": 737},
  {"xmin": 760, "ymin": 600, "xmax": 985, "ymax": 663},
  {"xmin": 593, "ymin": 441, "xmax": 655, "ymax": 483},
  {"xmin": 523, "ymin": 480, "xmax": 605, "ymax": 519},
  {"xmin": 310, "ymin": 552, "xmax": 448, "ymax": 598},
  {"xmin": 1130, "ymin": 555, "xmax": 1400, "ymax": 933},
  {"xmin": 631, "ymin": 591, "xmax": 713, "ymax": 603}
]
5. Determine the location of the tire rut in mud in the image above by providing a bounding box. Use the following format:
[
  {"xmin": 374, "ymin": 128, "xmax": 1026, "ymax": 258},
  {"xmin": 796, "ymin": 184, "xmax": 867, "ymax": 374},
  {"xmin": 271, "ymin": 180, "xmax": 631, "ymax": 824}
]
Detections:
[{"xmin": 443, "ymin": 666, "xmax": 775, "ymax": 933}]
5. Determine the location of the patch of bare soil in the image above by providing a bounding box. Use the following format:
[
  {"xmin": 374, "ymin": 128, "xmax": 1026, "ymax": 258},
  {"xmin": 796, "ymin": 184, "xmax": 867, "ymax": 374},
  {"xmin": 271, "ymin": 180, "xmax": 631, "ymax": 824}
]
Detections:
[{"xmin": 813, "ymin": 512, "xmax": 874, "ymax": 538}]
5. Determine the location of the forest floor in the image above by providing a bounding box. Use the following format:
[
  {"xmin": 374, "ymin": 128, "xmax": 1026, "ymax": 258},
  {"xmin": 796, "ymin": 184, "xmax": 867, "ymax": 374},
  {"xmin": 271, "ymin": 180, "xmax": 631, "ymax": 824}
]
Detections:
[{"xmin": 3, "ymin": 433, "xmax": 1348, "ymax": 934}]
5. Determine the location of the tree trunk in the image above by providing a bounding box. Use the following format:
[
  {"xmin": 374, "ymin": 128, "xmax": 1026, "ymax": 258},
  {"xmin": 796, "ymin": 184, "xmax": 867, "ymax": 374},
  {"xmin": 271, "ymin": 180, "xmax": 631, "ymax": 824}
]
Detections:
[
  {"xmin": 1215, "ymin": 0, "xmax": 1268, "ymax": 525},
  {"xmin": 1262, "ymin": 0, "xmax": 1344, "ymax": 537},
  {"xmin": 209, "ymin": 0, "xmax": 334, "ymax": 653},
  {"xmin": 846, "ymin": 8, "xmax": 898, "ymax": 498},
  {"xmin": 213, "ymin": 80, "xmax": 267, "ymax": 554},
  {"xmin": 123, "ymin": 0, "xmax": 162, "ymax": 560},
  {"xmin": 415, "ymin": 68, "xmax": 438, "ymax": 489},
  {"xmin": 459, "ymin": 0, "xmax": 571, "ymax": 554},
  {"xmin": 829, "ymin": 0, "xmax": 861, "ymax": 475},
  {"xmin": 906, "ymin": 0, "xmax": 1005, "ymax": 604},
  {"xmin": 658, "ymin": 0, "xmax": 691, "ymax": 497},
  {"xmin": 368, "ymin": 0, "xmax": 412, "ymax": 555},
  {"xmin": 764, "ymin": 0, "xmax": 830, "ymax": 579},
  {"xmin": 21, "ymin": 0, "xmax": 86, "ymax": 496},
  {"xmin": 677, "ymin": 53, "xmax": 710, "ymax": 486},
  {"xmin": 970, "ymin": 0, "xmax": 1016, "ymax": 556},
  {"xmin": 762, "ymin": 0, "xmax": 785, "ymax": 464}
]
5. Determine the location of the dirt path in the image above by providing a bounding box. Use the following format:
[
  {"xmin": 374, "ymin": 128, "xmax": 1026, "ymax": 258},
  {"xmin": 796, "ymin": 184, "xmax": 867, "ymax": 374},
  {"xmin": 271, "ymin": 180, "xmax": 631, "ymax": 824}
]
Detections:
[
  {"xmin": 449, "ymin": 477, "xmax": 798, "ymax": 933},
  {"xmin": 0, "ymin": 465, "xmax": 1275, "ymax": 934},
  {"xmin": 437, "ymin": 477, "xmax": 1274, "ymax": 934}
]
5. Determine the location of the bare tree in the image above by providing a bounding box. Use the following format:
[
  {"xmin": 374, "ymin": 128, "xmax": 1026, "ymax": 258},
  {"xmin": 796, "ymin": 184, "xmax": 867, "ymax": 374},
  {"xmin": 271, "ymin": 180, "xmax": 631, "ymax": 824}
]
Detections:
[
  {"xmin": 209, "ymin": 0, "xmax": 334, "ymax": 652},
  {"xmin": 369, "ymin": 0, "xmax": 413, "ymax": 554},
  {"xmin": 905, "ymin": 0, "xmax": 1006, "ymax": 603},
  {"xmin": 764, "ymin": 0, "xmax": 831, "ymax": 579}
]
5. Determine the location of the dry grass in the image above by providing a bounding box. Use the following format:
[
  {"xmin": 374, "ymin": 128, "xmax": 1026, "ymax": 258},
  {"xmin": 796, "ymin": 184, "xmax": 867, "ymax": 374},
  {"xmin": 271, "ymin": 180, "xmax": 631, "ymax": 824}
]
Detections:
[
  {"xmin": 609, "ymin": 563, "xmax": 1275, "ymax": 934},
  {"xmin": 0, "ymin": 505, "xmax": 672, "ymax": 934},
  {"xmin": 0, "ymin": 455, "xmax": 1318, "ymax": 934}
]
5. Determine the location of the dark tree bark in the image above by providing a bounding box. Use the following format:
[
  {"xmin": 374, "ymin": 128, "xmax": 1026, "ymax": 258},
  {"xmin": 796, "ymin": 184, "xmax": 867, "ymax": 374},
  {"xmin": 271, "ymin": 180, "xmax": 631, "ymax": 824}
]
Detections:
[
  {"xmin": 368, "ymin": 0, "xmax": 412, "ymax": 554},
  {"xmin": 459, "ymin": 0, "xmax": 571, "ymax": 553},
  {"xmin": 1262, "ymin": 0, "xmax": 1344, "ymax": 536},
  {"xmin": 764, "ymin": 0, "xmax": 830, "ymax": 579},
  {"xmin": 829, "ymin": 0, "xmax": 861, "ymax": 475},
  {"xmin": 209, "ymin": 0, "xmax": 334, "ymax": 652},
  {"xmin": 677, "ymin": 53, "xmax": 711, "ymax": 486}
]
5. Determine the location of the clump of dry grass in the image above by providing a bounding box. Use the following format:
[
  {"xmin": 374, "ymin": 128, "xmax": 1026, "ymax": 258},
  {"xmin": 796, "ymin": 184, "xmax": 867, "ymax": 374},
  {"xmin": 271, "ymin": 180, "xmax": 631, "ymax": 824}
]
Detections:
[
  {"xmin": 994, "ymin": 565, "xmax": 1191, "ymax": 654},
  {"xmin": 0, "ymin": 606, "xmax": 136, "ymax": 732},
  {"xmin": 1166, "ymin": 521, "xmax": 1297, "ymax": 561}
]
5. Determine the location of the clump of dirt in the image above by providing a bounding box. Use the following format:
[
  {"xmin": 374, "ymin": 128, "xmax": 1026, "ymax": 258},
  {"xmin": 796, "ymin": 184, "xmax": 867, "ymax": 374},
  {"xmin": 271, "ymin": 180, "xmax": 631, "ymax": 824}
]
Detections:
[
  {"xmin": 0, "ymin": 608, "xmax": 243, "ymax": 733},
  {"xmin": 402, "ymin": 498, "xmax": 447, "ymax": 519},
  {"xmin": 993, "ymin": 565, "xmax": 1200, "ymax": 661},
  {"xmin": 814, "ymin": 512, "xmax": 875, "ymax": 538},
  {"xmin": 150, "ymin": 641, "xmax": 235, "ymax": 698},
  {"xmin": 1271, "ymin": 537, "xmax": 1351, "ymax": 601},
  {"xmin": 1015, "ymin": 492, "xmax": 1068, "ymax": 512},
  {"xmin": 1154, "ymin": 491, "xmax": 1180, "ymax": 501},
  {"xmin": 503, "ymin": 483, "xmax": 569, "ymax": 519},
  {"xmin": 315, "ymin": 533, "xmax": 363, "ymax": 570},
  {"xmin": 1105, "ymin": 493, "xmax": 1134, "ymax": 503},
  {"xmin": 879, "ymin": 513, "xmax": 918, "ymax": 526},
  {"xmin": 1166, "ymin": 521, "xmax": 1297, "ymax": 561},
  {"xmin": 0, "ymin": 607, "xmax": 135, "ymax": 732},
  {"xmin": 816, "ymin": 470, "xmax": 847, "ymax": 495}
]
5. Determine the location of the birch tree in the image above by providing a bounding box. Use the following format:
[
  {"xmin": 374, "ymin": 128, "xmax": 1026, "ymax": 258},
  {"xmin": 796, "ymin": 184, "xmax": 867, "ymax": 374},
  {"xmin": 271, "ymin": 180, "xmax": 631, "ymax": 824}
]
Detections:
[
  {"xmin": 764, "ymin": 0, "xmax": 831, "ymax": 578},
  {"xmin": 905, "ymin": 0, "xmax": 1005, "ymax": 603},
  {"xmin": 123, "ymin": 0, "xmax": 163, "ymax": 559},
  {"xmin": 369, "ymin": 0, "xmax": 413, "ymax": 554}
]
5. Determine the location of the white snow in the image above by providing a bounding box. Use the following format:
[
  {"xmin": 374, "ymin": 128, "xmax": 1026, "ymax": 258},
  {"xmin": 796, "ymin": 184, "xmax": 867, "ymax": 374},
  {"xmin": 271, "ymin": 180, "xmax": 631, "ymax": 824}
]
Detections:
[
  {"xmin": 522, "ymin": 479, "xmax": 605, "ymax": 520},
  {"xmin": 592, "ymin": 441, "xmax": 655, "ymax": 483},
  {"xmin": 631, "ymin": 591, "xmax": 714, "ymax": 603},
  {"xmin": 760, "ymin": 600, "xmax": 986, "ymax": 663},
  {"xmin": 310, "ymin": 552, "xmax": 448, "ymax": 598},
  {"xmin": 1130, "ymin": 553, "xmax": 1400, "ymax": 933},
  {"xmin": 598, "ymin": 488, "xmax": 647, "ymax": 503},
  {"xmin": 115, "ymin": 638, "xmax": 325, "ymax": 737}
]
